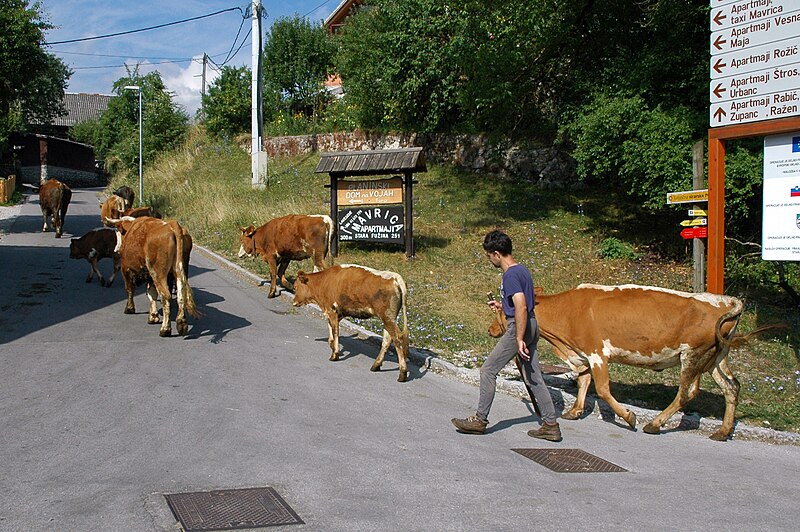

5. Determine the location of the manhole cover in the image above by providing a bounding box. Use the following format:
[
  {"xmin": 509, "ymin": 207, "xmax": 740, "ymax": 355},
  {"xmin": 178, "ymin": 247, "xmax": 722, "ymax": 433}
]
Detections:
[
  {"xmin": 164, "ymin": 487, "xmax": 303, "ymax": 531},
  {"xmin": 512, "ymin": 448, "xmax": 627, "ymax": 473}
]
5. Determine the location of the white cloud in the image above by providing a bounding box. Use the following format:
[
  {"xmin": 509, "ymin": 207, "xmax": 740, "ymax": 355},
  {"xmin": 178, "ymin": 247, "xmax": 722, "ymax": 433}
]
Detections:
[{"xmin": 162, "ymin": 55, "xmax": 220, "ymax": 117}]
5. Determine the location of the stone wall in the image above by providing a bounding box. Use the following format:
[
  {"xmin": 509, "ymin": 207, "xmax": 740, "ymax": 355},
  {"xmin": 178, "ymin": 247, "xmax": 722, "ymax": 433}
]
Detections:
[{"xmin": 261, "ymin": 130, "xmax": 577, "ymax": 187}]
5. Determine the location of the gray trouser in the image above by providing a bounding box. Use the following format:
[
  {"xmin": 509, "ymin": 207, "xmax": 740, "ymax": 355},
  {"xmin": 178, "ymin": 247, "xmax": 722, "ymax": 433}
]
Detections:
[{"xmin": 476, "ymin": 316, "xmax": 558, "ymax": 424}]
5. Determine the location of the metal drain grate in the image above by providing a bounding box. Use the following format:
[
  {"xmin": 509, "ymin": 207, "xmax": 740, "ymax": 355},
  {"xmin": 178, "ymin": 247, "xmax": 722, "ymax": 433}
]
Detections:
[
  {"xmin": 512, "ymin": 448, "xmax": 627, "ymax": 473},
  {"xmin": 164, "ymin": 487, "xmax": 303, "ymax": 531}
]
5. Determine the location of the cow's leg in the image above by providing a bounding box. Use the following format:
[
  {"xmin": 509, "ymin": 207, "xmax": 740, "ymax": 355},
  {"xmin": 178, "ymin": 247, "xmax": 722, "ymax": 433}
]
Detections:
[
  {"xmin": 277, "ymin": 258, "xmax": 292, "ymax": 290},
  {"xmin": 372, "ymin": 319, "xmax": 408, "ymax": 382},
  {"xmin": 152, "ymin": 278, "xmax": 173, "ymax": 337},
  {"xmin": 146, "ymin": 283, "xmax": 161, "ymax": 325},
  {"xmin": 562, "ymin": 369, "xmax": 592, "ymax": 420},
  {"xmin": 708, "ymin": 357, "xmax": 740, "ymax": 441},
  {"xmin": 123, "ymin": 274, "xmax": 137, "ymax": 314},
  {"xmin": 85, "ymin": 259, "xmax": 96, "ymax": 283},
  {"xmin": 54, "ymin": 212, "xmax": 62, "ymax": 238},
  {"xmin": 644, "ymin": 361, "xmax": 703, "ymax": 435},
  {"xmin": 591, "ymin": 361, "xmax": 637, "ymax": 429},
  {"xmin": 312, "ymin": 249, "xmax": 326, "ymax": 272},
  {"xmin": 106, "ymin": 255, "xmax": 121, "ymax": 288},
  {"xmin": 175, "ymin": 272, "xmax": 189, "ymax": 336},
  {"xmin": 267, "ymin": 256, "xmax": 279, "ymax": 298},
  {"xmin": 324, "ymin": 310, "xmax": 340, "ymax": 361},
  {"xmin": 370, "ymin": 329, "xmax": 392, "ymax": 372},
  {"xmin": 41, "ymin": 209, "xmax": 49, "ymax": 232}
]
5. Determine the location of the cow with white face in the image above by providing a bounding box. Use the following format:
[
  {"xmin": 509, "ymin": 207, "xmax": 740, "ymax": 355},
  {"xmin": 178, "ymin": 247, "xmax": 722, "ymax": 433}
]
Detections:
[
  {"xmin": 491, "ymin": 284, "xmax": 747, "ymax": 440},
  {"xmin": 292, "ymin": 264, "xmax": 410, "ymax": 382}
]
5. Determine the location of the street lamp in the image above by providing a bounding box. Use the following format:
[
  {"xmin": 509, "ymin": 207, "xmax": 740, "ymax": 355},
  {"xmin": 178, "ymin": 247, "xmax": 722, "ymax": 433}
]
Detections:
[{"xmin": 123, "ymin": 85, "xmax": 142, "ymax": 205}]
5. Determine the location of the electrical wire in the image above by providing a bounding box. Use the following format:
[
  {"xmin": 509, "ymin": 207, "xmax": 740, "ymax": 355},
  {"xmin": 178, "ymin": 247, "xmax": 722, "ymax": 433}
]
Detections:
[{"xmin": 47, "ymin": 6, "xmax": 245, "ymax": 45}]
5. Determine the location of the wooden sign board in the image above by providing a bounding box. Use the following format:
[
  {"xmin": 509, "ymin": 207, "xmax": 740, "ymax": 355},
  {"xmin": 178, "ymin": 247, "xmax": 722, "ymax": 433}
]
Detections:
[
  {"xmin": 337, "ymin": 177, "xmax": 403, "ymax": 206},
  {"xmin": 338, "ymin": 206, "xmax": 405, "ymax": 244}
]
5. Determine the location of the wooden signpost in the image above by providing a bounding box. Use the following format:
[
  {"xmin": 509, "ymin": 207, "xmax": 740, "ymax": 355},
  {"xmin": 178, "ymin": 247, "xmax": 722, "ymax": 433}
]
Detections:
[{"xmin": 315, "ymin": 148, "xmax": 427, "ymax": 258}]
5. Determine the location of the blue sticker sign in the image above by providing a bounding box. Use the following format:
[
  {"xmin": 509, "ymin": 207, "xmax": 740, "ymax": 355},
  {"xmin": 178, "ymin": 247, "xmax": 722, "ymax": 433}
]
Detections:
[{"xmin": 793, "ymin": 137, "xmax": 800, "ymax": 153}]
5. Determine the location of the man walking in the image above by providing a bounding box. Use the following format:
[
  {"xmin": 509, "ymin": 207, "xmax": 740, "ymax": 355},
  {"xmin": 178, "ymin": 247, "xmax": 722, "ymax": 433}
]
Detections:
[{"xmin": 451, "ymin": 230, "xmax": 562, "ymax": 441}]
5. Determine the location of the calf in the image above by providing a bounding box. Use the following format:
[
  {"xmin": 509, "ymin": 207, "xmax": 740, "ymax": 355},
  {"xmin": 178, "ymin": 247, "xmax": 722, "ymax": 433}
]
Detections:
[
  {"xmin": 292, "ymin": 264, "xmax": 410, "ymax": 382},
  {"xmin": 490, "ymin": 284, "xmax": 746, "ymax": 440},
  {"xmin": 117, "ymin": 216, "xmax": 199, "ymax": 337},
  {"xmin": 69, "ymin": 228, "xmax": 121, "ymax": 287},
  {"xmin": 114, "ymin": 185, "xmax": 135, "ymax": 208},
  {"xmin": 102, "ymin": 196, "xmax": 160, "ymax": 227},
  {"xmin": 39, "ymin": 178, "xmax": 72, "ymax": 237},
  {"xmin": 238, "ymin": 214, "xmax": 334, "ymax": 298}
]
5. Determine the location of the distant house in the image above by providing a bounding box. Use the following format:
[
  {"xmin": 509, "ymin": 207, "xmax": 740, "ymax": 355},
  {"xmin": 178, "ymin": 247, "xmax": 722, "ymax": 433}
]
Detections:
[
  {"xmin": 12, "ymin": 92, "xmax": 114, "ymax": 187},
  {"xmin": 324, "ymin": 0, "xmax": 363, "ymax": 35},
  {"xmin": 29, "ymin": 92, "xmax": 113, "ymax": 138},
  {"xmin": 323, "ymin": 1, "xmax": 364, "ymax": 97}
]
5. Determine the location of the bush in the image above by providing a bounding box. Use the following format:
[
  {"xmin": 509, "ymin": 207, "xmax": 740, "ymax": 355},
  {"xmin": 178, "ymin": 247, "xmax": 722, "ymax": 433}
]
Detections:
[{"xmin": 597, "ymin": 237, "xmax": 641, "ymax": 260}]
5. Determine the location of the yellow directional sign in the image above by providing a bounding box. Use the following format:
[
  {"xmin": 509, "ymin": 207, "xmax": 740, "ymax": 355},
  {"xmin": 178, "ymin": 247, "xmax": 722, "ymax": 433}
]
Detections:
[
  {"xmin": 666, "ymin": 189, "xmax": 708, "ymax": 205},
  {"xmin": 688, "ymin": 209, "xmax": 707, "ymax": 217},
  {"xmin": 680, "ymin": 218, "xmax": 707, "ymax": 227}
]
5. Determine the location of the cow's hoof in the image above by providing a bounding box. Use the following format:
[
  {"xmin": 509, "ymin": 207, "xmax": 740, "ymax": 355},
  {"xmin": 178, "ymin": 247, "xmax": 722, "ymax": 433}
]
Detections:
[
  {"xmin": 100, "ymin": 279, "xmax": 107, "ymax": 287},
  {"xmin": 370, "ymin": 362, "xmax": 381, "ymax": 372},
  {"xmin": 561, "ymin": 409, "xmax": 583, "ymax": 421},
  {"xmin": 159, "ymin": 329, "xmax": 172, "ymax": 337},
  {"xmin": 85, "ymin": 278, "xmax": 92, "ymax": 284},
  {"xmin": 55, "ymin": 233, "xmax": 62, "ymax": 238},
  {"xmin": 329, "ymin": 353, "xmax": 339, "ymax": 361},
  {"xmin": 642, "ymin": 422, "xmax": 660, "ymax": 434},
  {"xmin": 267, "ymin": 292, "xmax": 278, "ymax": 299},
  {"xmin": 397, "ymin": 371, "xmax": 408, "ymax": 382},
  {"xmin": 709, "ymin": 431, "xmax": 729, "ymax": 442},
  {"xmin": 148, "ymin": 316, "xmax": 160, "ymax": 324},
  {"xmin": 124, "ymin": 307, "xmax": 135, "ymax": 314},
  {"xmin": 177, "ymin": 321, "xmax": 188, "ymax": 336},
  {"xmin": 623, "ymin": 410, "xmax": 637, "ymax": 429}
]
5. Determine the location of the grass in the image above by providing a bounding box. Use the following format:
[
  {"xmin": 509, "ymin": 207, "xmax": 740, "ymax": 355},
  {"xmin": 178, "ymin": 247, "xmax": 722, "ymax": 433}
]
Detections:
[{"xmin": 108, "ymin": 127, "xmax": 800, "ymax": 433}]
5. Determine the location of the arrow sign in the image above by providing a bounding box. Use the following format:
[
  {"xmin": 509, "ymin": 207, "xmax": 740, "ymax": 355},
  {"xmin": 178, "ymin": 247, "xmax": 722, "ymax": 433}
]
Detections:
[
  {"xmin": 680, "ymin": 218, "xmax": 708, "ymax": 226},
  {"xmin": 688, "ymin": 209, "xmax": 707, "ymax": 216},
  {"xmin": 667, "ymin": 189, "xmax": 709, "ymax": 204},
  {"xmin": 681, "ymin": 226, "xmax": 708, "ymax": 239}
]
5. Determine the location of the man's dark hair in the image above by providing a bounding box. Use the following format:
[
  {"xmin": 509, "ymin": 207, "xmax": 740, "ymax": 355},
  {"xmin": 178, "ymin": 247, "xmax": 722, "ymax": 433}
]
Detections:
[{"xmin": 483, "ymin": 230, "xmax": 512, "ymax": 255}]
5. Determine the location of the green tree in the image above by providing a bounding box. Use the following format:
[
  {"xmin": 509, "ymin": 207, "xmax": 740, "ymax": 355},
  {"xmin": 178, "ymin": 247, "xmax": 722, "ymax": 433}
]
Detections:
[
  {"xmin": 263, "ymin": 15, "xmax": 336, "ymax": 119},
  {"xmin": 336, "ymin": 0, "xmax": 468, "ymax": 133},
  {"xmin": 201, "ymin": 65, "xmax": 251, "ymax": 140},
  {"xmin": 0, "ymin": 0, "xmax": 71, "ymax": 150},
  {"xmin": 91, "ymin": 70, "xmax": 188, "ymax": 176}
]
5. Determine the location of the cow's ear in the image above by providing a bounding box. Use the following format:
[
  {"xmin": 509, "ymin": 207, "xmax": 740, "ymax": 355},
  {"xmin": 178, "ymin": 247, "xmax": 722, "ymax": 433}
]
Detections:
[
  {"xmin": 297, "ymin": 271, "xmax": 308, "ymax": 283},
  {"xmin": 534, "ymin": 286, "xmax": 543, "ymax": 296}
]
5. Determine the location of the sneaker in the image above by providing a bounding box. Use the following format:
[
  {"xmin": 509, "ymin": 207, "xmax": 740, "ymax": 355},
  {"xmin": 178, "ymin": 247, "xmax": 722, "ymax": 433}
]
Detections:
[
  {"xmin": 451, "ymin": 414, "xmax": 488, "ymax": 434},
  {"xmin": 527, "ymin": 422, "xmax": 562, "ymax": 442}
]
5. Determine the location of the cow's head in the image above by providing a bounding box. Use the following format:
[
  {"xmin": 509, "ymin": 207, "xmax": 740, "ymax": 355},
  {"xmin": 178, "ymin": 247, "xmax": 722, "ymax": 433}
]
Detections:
[
  {"xmin": 68, "ymin": 238, "xmax": 85, "ymax": 259},
  {"xmin": 238, "ymin": 225, "xmax": 257, "ymax": 258},
  {"xmin": 292, "ymin": 271, "xmax": 313, "ymax": 307}
]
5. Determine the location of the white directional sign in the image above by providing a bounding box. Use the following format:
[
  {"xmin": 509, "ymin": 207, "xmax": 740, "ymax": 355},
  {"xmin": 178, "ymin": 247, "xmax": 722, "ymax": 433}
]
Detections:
[
  {"xmin": 711, "ymin": 0, "xmax": 797, "ymax": 31},
  {"xmin": 710, "ymin": 0, "xmax": 800, "ymax": 127}
]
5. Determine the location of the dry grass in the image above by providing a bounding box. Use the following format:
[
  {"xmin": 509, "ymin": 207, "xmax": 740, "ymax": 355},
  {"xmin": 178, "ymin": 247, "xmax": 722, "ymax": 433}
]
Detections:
[{"xmin": 109, "ymin": 128, "xmax": 800, "ymax": 433}]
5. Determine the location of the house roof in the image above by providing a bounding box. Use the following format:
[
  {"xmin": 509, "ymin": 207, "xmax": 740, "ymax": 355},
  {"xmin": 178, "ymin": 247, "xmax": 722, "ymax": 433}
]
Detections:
[
  {"xmin": 324, "ymin": 0, "xmax": 363, "ymax": 34},
  {"xmin": 315, "ymin": 148, "xmax": 426, "ymax": 176},
  {"xmin": 50, "ymin": 92, "xmax": 113, "ymax": 127}
]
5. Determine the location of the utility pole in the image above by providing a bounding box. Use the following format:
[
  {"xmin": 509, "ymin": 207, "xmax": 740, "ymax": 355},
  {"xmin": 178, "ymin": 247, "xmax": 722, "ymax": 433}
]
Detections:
[
  {"xmin": 251, "ymin": 0, "xmax": 266, "ymax": 188},
  {"xmin": 200, "ymin": 53, "xmax": 208, "ymax": 121}
]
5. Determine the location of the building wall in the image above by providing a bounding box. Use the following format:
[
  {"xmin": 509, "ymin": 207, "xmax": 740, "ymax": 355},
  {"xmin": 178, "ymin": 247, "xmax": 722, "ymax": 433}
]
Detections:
[{"xmin": 14, "ymin": 133, "xmax": 106, "ymax": 187}]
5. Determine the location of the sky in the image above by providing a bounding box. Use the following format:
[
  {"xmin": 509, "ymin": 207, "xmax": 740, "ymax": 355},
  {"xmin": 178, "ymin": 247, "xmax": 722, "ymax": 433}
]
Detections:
[{"xmin": 39, "ymin": 1, "xmax": 343, "ymax": 116}]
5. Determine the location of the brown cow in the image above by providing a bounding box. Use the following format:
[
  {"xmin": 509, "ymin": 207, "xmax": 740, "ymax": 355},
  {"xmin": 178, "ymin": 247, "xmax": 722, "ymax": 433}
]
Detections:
[
  {"xmin": 102, "ymin": 195, "xmax": 161, "ymax": 227},
  {"xmin": 69, "ymin": 228, "xmax": 121, "ymax": 287},
  {"xmin": 238, "ymin": 214, "xmax": 334, "ymax": 298},
  {"xmin": 39, "ymin": 179, "xmax": 72, "ymax": 238},
  {"xmin": 292, "ymin": 264, "xmax": 410, "ymax": 382},
  {"xmin": 490, "ymin": 284, "xmax": 746, "ymax": 440},
  {"xmin": 117, "ymin": 216, "xmax": 199, "ymax": 337},
  {"xmin": 113, "ymin": 185, "xmax": 135, "ymax": 208}
]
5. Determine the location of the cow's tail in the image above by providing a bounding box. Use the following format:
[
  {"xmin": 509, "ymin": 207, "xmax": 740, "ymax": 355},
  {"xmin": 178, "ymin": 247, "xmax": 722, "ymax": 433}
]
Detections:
[
  {"xmin": 715, "ymin": 296, "xmax": 744, "ymax": 351},
  {"xmin": 396, "ymin": 274, "xmax": 409, "ymax": 348},
  {"xmin": 173, "ymin": 224, "xmax": 201, "ymax": 319},
  {"xmin": 322, "ymin": 214, "xmax": 335, "ymax": 266}
]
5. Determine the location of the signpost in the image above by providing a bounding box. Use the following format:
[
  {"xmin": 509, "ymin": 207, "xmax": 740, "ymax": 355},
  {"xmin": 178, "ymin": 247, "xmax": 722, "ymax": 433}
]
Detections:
[
  {"xmin": 707, "ymin": 0, "xmax": 800, "ymax": 293},
  {"xmin": 681, "ymin": 227, "xmax": 709, "ymax": 240},
  {"xmin": 666, "ymin": 189, "xmax": 709, "ymax": 204},
  {"xmin": 680, "ymin": 218, "xmax": 708, "ymax": 226}
]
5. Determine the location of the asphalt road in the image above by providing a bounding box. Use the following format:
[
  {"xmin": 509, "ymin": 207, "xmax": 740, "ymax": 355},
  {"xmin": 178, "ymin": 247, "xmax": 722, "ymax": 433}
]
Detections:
[{"xmin": 1, "ymin": 188, "xmax": 798, "ymax": 531}]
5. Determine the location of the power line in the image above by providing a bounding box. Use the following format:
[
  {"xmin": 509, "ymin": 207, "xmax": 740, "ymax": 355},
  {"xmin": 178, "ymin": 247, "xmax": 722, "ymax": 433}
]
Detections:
[{"xmin": 47, "ymin": 6, "xmax": 245, "ymax": 45}]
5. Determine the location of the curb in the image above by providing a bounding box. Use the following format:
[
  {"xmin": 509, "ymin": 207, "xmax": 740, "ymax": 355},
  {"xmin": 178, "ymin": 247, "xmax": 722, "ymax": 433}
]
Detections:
[{"xmin": 206, "ymin": 246, "xmax": 800, "ymax": 446}]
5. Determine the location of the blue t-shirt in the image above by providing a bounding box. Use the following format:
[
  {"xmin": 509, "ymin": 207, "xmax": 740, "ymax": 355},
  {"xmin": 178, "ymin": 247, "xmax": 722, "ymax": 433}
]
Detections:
[{"xmin": 499, "ymin": 264, "xmax": 535, "ymax": 318}]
